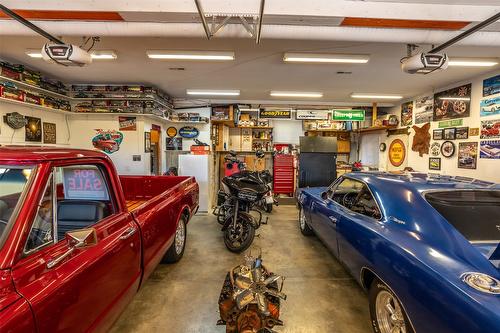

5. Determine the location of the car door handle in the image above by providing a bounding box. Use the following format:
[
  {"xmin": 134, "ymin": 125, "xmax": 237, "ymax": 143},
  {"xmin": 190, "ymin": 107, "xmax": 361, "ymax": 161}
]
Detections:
[
  {"xmin": 119, "ymin": 226, "xmax": 137, "ymax": 240},
  {"xmin": 328, "ymin": 216, "xmax": 338, "ymax": 224}
]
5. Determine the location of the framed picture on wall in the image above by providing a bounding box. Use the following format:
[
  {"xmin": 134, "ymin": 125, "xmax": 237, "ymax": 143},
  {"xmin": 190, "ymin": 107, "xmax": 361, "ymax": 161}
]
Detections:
[
  {"xmin": 429, "ymin": 157, "xmax": 441, "ymax": 171},
  {"xmin": 458, "ymin": 142, "xmax": 478, "ymax": 169},
  {"xmin": 144, "ymin": 132, "xmax": 151, "ymax": 152},
  {"xmin": 25, "ymin": 116, "xmax": 42, "ymax": 142},
  {"xmin": 455, "ymin": 127, "xmax": 469, "ymax": 139},
  {"xmin": 433, "ymin": 129, "xmax": 444, "ymax": 140},
  {"xmin": 43, "ymin": 122, "xmax": 56, "ymax": 144},
  {"xmin": 443, "ymin": 128, "xmax": 456, "ymax": 140}
]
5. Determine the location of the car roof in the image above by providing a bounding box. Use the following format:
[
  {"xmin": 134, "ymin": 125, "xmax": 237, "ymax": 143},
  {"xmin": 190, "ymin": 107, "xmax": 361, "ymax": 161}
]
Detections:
[
  {"xmin": 0, "ymin": 146, "xmax": 108, "ymax": 162},
  {"xmin": 346, "ymin": 171, "xmax": 497, "ymax": 192}
]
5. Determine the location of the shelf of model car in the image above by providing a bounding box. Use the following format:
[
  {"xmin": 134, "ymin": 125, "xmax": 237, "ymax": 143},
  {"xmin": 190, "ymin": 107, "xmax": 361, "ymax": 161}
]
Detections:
[
  {"xmin": 0, "ymin": 75, "xmax": 68, "ymax": 99},
  {"xmin": 357, "ymin": 125, "xmax": 398, "ymax": 133}
]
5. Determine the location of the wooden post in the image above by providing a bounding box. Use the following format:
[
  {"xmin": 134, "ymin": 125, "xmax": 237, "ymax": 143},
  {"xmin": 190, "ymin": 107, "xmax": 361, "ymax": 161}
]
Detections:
[{"xmin": 372, "ymin": 102, "xmax": 378, "ymax": 127}]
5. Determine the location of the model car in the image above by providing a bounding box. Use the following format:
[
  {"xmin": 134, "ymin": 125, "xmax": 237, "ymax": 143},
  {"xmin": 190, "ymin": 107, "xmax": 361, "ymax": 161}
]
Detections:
[
  {"xmin": 0, "ymin": 147, "xmax": 199, "ymax": 332},
  {"xmin": 297, "ymin": 172, "xmax": 500, "ymax": 333}
]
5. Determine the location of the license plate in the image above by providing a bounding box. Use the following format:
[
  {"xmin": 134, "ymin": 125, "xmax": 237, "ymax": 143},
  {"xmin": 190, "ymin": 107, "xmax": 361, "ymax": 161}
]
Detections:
[{"xmin": 265, "ymin": 196, "xmax": 274, "ymax": 204}]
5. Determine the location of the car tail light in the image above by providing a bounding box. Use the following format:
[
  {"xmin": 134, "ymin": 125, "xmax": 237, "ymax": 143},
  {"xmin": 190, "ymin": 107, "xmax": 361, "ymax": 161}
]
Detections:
[{"xmin": 461, "ymin": 272, "xmax": 500, "ymax": 294}]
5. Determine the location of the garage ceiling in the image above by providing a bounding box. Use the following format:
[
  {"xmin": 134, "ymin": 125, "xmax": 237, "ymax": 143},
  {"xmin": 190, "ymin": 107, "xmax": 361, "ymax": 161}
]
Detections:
[{"xmin": 0, "ymin": 1, "xmax": 499, "ymax": 105}]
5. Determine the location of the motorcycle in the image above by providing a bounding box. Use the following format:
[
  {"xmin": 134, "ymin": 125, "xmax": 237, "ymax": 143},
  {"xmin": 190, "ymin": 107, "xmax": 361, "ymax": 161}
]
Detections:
[{"xmin": 214, "ymin": 151, "xmax": 270, "ymax": 253}]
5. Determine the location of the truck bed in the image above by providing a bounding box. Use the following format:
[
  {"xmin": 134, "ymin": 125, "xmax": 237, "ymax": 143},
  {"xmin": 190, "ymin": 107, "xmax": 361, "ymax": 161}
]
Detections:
[{"xmin": 119, "ymin": 175, "xmax": 195, "ymax": 212}]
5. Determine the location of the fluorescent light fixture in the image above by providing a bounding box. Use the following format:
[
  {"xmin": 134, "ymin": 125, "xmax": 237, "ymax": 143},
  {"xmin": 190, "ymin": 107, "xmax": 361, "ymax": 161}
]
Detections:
[
  {"xmin": 438, "ymin": 97, "xmax": 471, "ymax": 101},
  {"xmin": 26, "ymin": 49, "xmax": 117, "ymax": 60},
  {"xmin": 238, "ymin": 107, "xmax": 261, "ymax": 112},
  {"xmin": 90, "ymin": 50, "xmax": 117, "ymax": 60},
  {"xmin": 25, "ymin": 49, "xmax": 43, "ymax": 58},
  {"xmin": 186, "ymin": 89, "xmax": 240, "ymax": 96},
  {"xmin": 147, "ymin": 50, "xmax": 235, "ymax": 61},
  {"xmin": 270, "ymin": 91, "xmax": 323, "ymax": 98},
  {"xmin": 283, "ymin": 53, "xmax": 369, "ymax": 64},
  {"xmin": 351, "ymin": 93, "xmax": 403, "ymax": 100},
  {"xmin": 448, "ymin": 57, "xmax": 498, "ymax": 67}
]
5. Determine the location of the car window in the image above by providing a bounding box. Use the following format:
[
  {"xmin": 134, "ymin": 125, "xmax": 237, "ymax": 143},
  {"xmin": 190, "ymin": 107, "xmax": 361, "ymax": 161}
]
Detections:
[
  {"xmin": 25, "ymin": 173, "xmax": 54, "ymax": 253},
  {"xmin": 54, "ymin": 165, "xmax": 116, "ymax": 242},
  {"xmin": 25, "ymin": 164, "xmax": 116, "ymax": 253},
  {"xmin": 331, "ymin": 178, "xmax": 381, "ymax": 220}
]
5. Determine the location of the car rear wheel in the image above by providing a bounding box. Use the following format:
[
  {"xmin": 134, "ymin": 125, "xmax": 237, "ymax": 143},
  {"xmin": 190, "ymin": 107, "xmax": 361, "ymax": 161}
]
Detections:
[
  {"xmin": 163, "ymin": 215, "xmax": 187, "ymax": 263},
  {"xmin": 369, "ymin": 278, "xmax": 414, "ymax": 333},
  {"xmin": 299, "ymin": 207, "xmax": 313, "ymax": 236}
]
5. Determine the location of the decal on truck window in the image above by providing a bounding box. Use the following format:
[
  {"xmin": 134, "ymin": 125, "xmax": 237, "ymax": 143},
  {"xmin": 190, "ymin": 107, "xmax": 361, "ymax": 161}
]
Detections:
[{"xmin": 62, "ymin": 166, "xmax": 109, "ymax": 200}]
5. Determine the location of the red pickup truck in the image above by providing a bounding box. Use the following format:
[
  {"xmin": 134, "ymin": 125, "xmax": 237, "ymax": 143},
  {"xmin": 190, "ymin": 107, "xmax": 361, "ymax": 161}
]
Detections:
[{"xmin": 0, "ymin": 147, "xmax": 199, "ymax": 332}]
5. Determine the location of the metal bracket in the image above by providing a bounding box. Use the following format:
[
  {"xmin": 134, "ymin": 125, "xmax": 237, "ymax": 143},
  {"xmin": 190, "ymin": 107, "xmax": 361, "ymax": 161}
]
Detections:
[{"xmin": 194, "ymin": 0, "xmax": 265, "ymax": 43}]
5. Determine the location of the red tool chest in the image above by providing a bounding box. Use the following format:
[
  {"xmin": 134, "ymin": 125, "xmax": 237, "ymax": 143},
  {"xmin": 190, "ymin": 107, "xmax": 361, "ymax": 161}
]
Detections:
[{"xmin": 273, "ymin": 154, "xmax": 295, "ymax": 196}]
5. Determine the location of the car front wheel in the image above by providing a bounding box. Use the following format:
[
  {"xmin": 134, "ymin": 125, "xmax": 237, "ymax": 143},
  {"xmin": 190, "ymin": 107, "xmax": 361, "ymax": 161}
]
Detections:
[
  {"xmin": 369, "ymin": 278, "xmax": 414, "ymax": 333},
  {"xmin": 299, "ymin": 207, "xmax": 314, "ymax": 236}
]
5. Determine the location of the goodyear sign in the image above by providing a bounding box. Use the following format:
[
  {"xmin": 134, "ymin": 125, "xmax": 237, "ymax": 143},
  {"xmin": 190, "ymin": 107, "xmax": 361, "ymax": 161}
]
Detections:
[{"xmin": 259, "ymin": 110, "xmax": 292, "ymax": 119}]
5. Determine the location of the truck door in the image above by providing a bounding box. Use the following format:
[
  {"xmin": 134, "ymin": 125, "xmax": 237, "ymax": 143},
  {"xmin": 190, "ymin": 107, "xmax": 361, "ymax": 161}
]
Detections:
[{"xmin": 11, "ymin": 163, "xmax": 142, "ymax": 333}]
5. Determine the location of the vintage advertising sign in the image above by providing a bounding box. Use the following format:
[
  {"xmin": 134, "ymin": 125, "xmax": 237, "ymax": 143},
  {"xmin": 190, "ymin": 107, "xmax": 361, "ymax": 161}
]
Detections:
[
  {"xmin": 43, "ymin": 122, "xmax": 56, "ymax": 144},
  {"xmin": 388, "ymin": 139, "xmax": 406, "ymax": 167},
  {"xmin": 480, "ymin": 96, "xmax": 500, "ymax": 117},
  {"xmin": 433, "ymin": 83, "xmax": 471, "ymax": 121},
  {"xmin": 296, "ymin": 110, "xmax": 330, "ymax": 120},
  {"xmin": 62, "ymin": 167, "xmax": 109, "ymax": 200},
  {"xmin": 92, "ymin": 129, "xmax": 123, "ymax": 154},
  {"xmin": 166, "ymin": 126, "xmax": 178, "ymax": 138},
  {"xmin": 179, "ymin": 126, "xmax": 199, "ymax": 138},
  {"xmin": 480, "ymin": 118, "xmax": 500, "ymax": 139},
  {"xmin": 483, "ymin": 74, "xmax": 500, "ymax": 97},
  {"xmin": 3, "ymin": 112, "xmax": 27, "ymax": 129},
  {"xmin": 414, "ymin": 96, "xmax": 433, "ymax": 124},
  {"xmin": 458, "ymin": 142, "xmax": 478, "ymax": 169},
  {"xmin": 332, "ymin": 109, "xmax": 365, "ymax": 121},
  {"xmin": 438, "ymin": 119, "xmax": 463, "ymax": 128},
  {"xmin": 118, "ymin": 116, "xmax": 137, "ymax": 131},
  {"xmin": 259, "ymin": 109, "xmax": 292, "ymax": 119},
  {"xmin": 480, "ymin": 140, "xmax": 500, "ymax": 159}
]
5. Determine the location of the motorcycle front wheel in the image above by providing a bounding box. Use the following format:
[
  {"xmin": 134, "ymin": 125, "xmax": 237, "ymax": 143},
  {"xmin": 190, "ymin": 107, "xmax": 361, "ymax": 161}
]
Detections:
[{"xmin": 223, "ymin": 218, "xmax": 255, "ymax": 253}]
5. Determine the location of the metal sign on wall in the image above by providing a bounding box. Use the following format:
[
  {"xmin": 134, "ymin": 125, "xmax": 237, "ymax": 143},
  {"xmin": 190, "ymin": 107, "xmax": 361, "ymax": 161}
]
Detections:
[
  {"xmin": 259, "ymin": 109, "xmax": 292, "ymax": 119},
  {"xmin": 3, "ymin": 112, "xmax": 27, "ymax": 129},
  {"xmin": 332, "ymin": 109, "xmax": 366, "ymax": 121},
  {"xmin": 295, "ymin": 110, "xmax": 330, "ymax": 120}
]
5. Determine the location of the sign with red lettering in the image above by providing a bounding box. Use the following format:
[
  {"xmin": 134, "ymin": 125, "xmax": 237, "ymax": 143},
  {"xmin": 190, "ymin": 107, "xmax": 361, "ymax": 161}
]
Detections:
[{"xmin": 62, "ymin": 167, "xmax": 109, "ymax": 200}]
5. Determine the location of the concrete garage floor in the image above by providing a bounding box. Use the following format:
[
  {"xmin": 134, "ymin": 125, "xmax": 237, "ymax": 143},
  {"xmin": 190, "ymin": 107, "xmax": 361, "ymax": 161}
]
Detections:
[{"xmin": 111, "ymin": 205, "xmax": 372, "ymax": 333}]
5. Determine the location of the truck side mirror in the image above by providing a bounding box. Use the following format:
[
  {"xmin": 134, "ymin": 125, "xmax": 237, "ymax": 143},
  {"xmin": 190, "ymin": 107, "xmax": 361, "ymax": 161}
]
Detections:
[{"xmin": 46, "ymin": 228, "xmax": 98, "ymax": 269}]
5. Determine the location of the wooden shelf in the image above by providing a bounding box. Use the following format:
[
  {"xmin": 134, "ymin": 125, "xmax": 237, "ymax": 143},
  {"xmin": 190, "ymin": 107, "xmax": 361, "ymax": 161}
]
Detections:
[
  {"xmin": 166, "ymin": 119, "xmax": 209, "ymax": 124},
  {"xmin": 0, "ymin": 97, "xmax": 71, "ymax": 114},
  {"xmin": 305, "ymin": 129, "xmax": 349, "ymax": 133},
  {"xmin": 238, "ymin": 126, "xmax": 273, "ymax": 130},
  {"xmin": 358, "ymin": 126, "xmax": 397, "ymax": 133},
  {"xmin": 252, "ymin": 138, "xmax": 272, "ymax": 141},
  {"xmin": 211, "ymin": 119, "xmax": 236, "ymax": 127},
  {"xmin": 0, "ymin": 75, "xmax": 68, "ymax": 99}
]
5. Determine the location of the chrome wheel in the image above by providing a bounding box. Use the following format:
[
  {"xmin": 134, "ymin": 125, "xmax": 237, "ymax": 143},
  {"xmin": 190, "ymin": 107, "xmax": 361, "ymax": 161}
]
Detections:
[
  {"xmin": 299, "ymin": 209, "xmax": 306, "ymax": 230},
  {"xmin": 174, "ymin": 221, "xmax": 185, "ymax": 255},
  {"xmin": 375, "ymin": 290, "xmax": 407, "ymax": 333}
]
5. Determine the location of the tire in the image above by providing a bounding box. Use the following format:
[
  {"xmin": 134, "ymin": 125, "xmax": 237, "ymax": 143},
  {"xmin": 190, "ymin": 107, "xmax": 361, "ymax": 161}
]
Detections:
[
  {"xmin": 265, "ymin": 203, "xmax": 273, "ymax": 213},
  {"xmin": 223, "ymin": 219, "xmax": 255, "ymax": 253},
  {"xmin": 298, "ymin": 207, "xmax": 313, "ymax": 236},
  {"xmin": 369, "ymin": 278, "xmax": 414, "ymax": 333},
  {"xmin": 163, "ymin": 215, "xmax": 187, "ymax": 263}
]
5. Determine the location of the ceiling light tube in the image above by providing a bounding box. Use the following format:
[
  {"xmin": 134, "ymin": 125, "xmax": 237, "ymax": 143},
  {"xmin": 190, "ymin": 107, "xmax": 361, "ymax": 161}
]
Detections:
[
  {"xmin": 448, "ymin": 58, "xmax": 498, "ymax": 67},
  {"xmin": 438, "ymin": 97, "xmax": 471, "ymax": 101},
  {"xmin": 186, "ymin": 89, "xmax": 240, "ymax": 96},
  {"xmin": 351, "ymin": 93, "xmax": 403, "ymax": 100},
  {"xmin": 147, "ymin": 50, "xmax": 235, "ymax": 61},
  {"xmin": 270, "ymin": 91, "xmax": 323, "ymax": 98},
  {"xmin": 25, "ymin": 49, "xmax": 43, "ymax": 58},
  {"xmin": 90, "ymin": 50, "xmax": 117, "ymax": 60},
  {"xmin": 283, "ymin": 53, "xmax": 369, "ymax": 64}
]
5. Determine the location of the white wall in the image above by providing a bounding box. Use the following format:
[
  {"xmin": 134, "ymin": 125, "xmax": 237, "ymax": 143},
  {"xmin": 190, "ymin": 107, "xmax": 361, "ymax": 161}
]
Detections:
[
  {"xmin": 272, "ymin": 119, "xmax": 304, "ymax": 145},
  {"xmin": 375, "ymin": 69, "xmax": 500, "ymax": 183}
]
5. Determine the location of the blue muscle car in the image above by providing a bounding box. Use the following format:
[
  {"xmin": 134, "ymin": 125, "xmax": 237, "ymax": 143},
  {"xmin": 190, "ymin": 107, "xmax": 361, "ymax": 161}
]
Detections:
[{"xmin": 297, "ymin": 172, "xmax": 500, "ymax": 333}]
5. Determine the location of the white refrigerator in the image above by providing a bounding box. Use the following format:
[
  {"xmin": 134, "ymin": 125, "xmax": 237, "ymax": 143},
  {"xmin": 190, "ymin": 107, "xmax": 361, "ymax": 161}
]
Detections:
[{"xmin": 178, "ymin": 154, "xmax": 211, "ymax": 213}]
